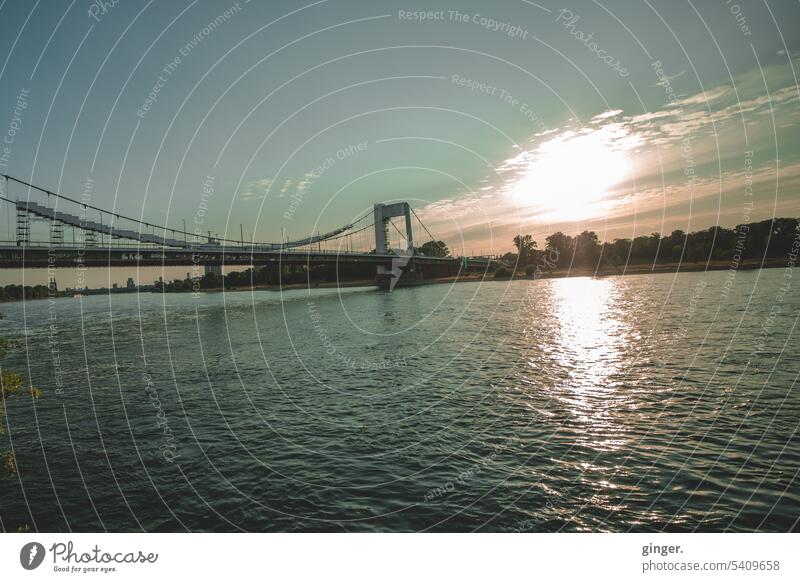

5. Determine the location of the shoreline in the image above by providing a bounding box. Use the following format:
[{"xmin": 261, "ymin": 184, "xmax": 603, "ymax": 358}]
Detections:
[
  {"xmin": 508, "ymin": 257, "xmax": 787, "ymax": 280},
  {"xmin": 392, "ymin": 257, "xmax": 787, "ymax": 287},
  {"xmin": 0, "ymin": 259, "xmax": 787, "ymax": 304}
]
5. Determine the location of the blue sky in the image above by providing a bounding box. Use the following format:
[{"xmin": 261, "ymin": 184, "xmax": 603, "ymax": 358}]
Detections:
[{"xmin": 0, "ymin": 0, "xmax": 798, "ymax": 283}]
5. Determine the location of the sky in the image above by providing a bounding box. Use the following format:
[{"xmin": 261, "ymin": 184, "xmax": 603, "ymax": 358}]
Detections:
[{"xmin": 0, "ymin": 0, "xmax": 798, "ymax": 285}]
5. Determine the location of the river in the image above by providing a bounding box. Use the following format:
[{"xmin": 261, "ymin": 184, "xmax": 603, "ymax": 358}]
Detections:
[{"xmin": 1, "ymin": 268, "xmax": 798, "ymax": 531}]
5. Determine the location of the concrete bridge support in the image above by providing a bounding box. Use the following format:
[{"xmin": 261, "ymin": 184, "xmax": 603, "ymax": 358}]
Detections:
[
  {"xmin": 374, "ymin": 202, "xmax": 414, "ymax": 287},
  {"xmin": 373, "ymin": 202, "xmax": 413, "ymax": 256}
]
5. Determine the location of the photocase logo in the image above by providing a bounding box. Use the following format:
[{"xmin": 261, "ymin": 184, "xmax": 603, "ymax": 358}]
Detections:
[
  {"xmin": 389, "ymin": 247, "xmax": 412, "ymax": 291},
  {"xmin": 20, "ymin": 542, "xmax": 46, "ymax": 570}
]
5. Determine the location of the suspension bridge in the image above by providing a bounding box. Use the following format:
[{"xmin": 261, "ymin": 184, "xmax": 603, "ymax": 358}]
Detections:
[{"xmin": 0, "ymin": 174, "xmax": 496, "ymax": 289}]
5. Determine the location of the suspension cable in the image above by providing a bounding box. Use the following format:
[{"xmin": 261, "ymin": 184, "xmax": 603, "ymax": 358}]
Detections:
[
  {"xmin": 410, "ymin": 207, "xmax": 437, "ymax": 242},
  {"xmin": 1, "ymin": 173, "xmax": 373, "ymax": 250},
  {"xmin": 389, "ymin": 218, "xmax": 407, "ymax": 241}
]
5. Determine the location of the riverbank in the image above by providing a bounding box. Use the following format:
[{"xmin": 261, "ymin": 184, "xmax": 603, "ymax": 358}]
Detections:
[
  {"xmin": 0, "ymin": 258, "xmax": 788, "ymax": 304},
  {"xmin": 402, "ymin": 257, "xmax": 787, "ymax": 287},
  {"xmin": 167, "ymin": 278, "xmax": 380, "ymax": 295},
  {"xmin": 519, "ymin": 257, "xmax": 788, "ymax": 280}
]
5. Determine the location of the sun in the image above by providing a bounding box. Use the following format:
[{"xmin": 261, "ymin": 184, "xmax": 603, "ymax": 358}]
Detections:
[{"xmin": 500, "ymin": 124, "xmax": 636, "ymax": 222}]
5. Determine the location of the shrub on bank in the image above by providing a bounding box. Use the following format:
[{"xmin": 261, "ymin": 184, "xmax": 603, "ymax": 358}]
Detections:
[{"xmin": 494, "ymin": 266, "xmax": 513, "ymax": 279}]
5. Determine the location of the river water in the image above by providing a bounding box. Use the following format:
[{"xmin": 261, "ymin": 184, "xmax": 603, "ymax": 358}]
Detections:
[{"xmin": 1, "ymin": 269, "xmax": 798, "ymax": 532}]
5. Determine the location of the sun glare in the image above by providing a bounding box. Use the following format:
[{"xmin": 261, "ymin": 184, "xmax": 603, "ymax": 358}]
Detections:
[{"xmin": 499, "ymin": 124, "xmax": 637, "ymax": 222}]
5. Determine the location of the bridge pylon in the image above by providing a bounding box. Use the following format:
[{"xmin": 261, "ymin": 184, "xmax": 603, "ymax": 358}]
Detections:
[
  {"xmin": 373, "ymin": 202, "xmax": 417, "ymax": 289},
  {"xmin": 373, "ymin": 202, "xmax": 413, "ymax": 255}
]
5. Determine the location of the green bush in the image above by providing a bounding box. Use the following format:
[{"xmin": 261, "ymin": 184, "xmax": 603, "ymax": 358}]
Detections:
[{"xmin": 494, "ymin": 266, "xmax": 513, "ymax": 279}]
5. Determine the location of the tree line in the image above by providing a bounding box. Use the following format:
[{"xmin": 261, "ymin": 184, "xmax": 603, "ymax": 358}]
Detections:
[
  {"xmin": 503, "ymin": 217, "xmax": 798, "ymax": 271},
  {"xmin": 0, "ymin": 284, "xmax": 54, "ymax": 303},
  {"xmin": 160, "ymin": 261, "xmax": 382, "ymax": 292}
]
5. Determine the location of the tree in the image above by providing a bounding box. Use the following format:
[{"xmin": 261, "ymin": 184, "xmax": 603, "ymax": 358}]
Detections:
[
  {"xmin": 494, "ymin": 266, "xmax": 513, "ymax": 279},
  {"xmin": 603, "ymin": 238, "xmax": 631, "ymax": 266},
  {"xmin": 738, "ymin": 218, "xmax": 800, "ymax": 259},
  {"xmin": 630, "ymin": 234, "xmax": 657, "ymax": 261},
  {"xmin": 500, "ymin": 252, "xmax": 518, "ymax": 264},
  {"xmin": 707, "ymin": 226, "xmax": 737, "ymax": 259},
  {"xmin": 768, "ymin": 218, "xmax": 800, "ymax": 256},
  {"xmin": 514, "ymin": 218, "xmax": 797, "ymax": 270},
  {"xmin": 416, "ymin": 240, "xmax": 450, "ymax": 257},
  {"xmin": 573, "ymin": 230, "xmax": 600, "ymax": 267},
  {"xmin": 545, "ymin": 232, "xmax": 574, "ymax": 267},
  {"xmin": 1, "ymin": 313, "xmax": 41, "ymax": 475},
  {"xmin": 513, "ymin": 234, "xmax": 537, "ymax": 266},
  {"xmin": 662, "ymin": 230, "xmax": 686, "ymax": 262}
]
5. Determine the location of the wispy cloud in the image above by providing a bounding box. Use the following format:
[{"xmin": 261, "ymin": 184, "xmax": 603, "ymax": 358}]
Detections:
[
  {"xmin": 650, "ymin": 69, "xmax": 686, "ymax": 88},
  {"xmin": 238, "ymin": 177, "xmax": 273, "ymax": 201},
  {"xmin": 591, "ymin": 109, "xmax": 624, "ymax": 122}
]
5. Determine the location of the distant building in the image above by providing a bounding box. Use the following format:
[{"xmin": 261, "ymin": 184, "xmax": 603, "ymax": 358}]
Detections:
[
  {"xmin": 47, "ymin": 276, "xmax": 58, "ymax": 294},
  {"xmin": 112, "ymin": 283, "xmax": 118, "ymax": 290},
  {"xmin": 126, "ymin": 277, "xmax": 135, "ymax": 289}
]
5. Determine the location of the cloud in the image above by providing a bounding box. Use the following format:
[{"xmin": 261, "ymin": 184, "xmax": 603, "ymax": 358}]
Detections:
[
  {"xmin": 650, "ymin": 69, "xmax": 687, "ymax": 87},
  {"xmin": 237, "ymin": 177, "xmax": 274, "ymax": 201},
  {"xmin": 239, "ymin": 177, "xmax": 303, "ymax": 201},
  {"xmin": 413, "ymin": 59, "xmax": 800, "ymax": 251},
  {"xmin": 670, "ymin": 84, "xmax": 732, "ymax": 107},
  {"xmin": 591, "ymin": 109, "xmax": 624, "ymax": 122}
]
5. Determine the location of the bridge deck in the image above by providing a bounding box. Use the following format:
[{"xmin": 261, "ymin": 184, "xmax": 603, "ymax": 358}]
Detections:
[{"xmin": 0, "ymin": 245, "xmax": 493, "ymax": 270}]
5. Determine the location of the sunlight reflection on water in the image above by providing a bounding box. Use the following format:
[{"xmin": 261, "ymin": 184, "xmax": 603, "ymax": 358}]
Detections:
[{"xmin": 549, "ymin": 278, "xmax": 632, "ymax": 443}]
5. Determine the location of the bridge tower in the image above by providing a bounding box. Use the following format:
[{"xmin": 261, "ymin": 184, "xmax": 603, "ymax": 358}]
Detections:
[
  {"xmin": 373, "ymin": 202, "xmax": 417, "ymax": 288},
  {"xmin": 373, "ymin": 202, "xmax": 413, "ymax": 255}
]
